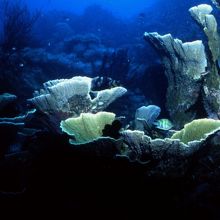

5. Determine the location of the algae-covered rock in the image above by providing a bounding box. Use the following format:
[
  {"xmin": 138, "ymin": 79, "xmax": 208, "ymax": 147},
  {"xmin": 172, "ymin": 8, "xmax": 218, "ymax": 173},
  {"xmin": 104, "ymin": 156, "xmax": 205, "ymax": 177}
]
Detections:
[
  {"xmin": 60, "ymin": 112, "xmax": 115, "ymax": 144},
  {"xmin": 144, "ymin": 32, "xmax": 207, "ymax": 128},
  {"xmin": 171, "ymin": 118, "xmax": 220, "ymax": 144}
]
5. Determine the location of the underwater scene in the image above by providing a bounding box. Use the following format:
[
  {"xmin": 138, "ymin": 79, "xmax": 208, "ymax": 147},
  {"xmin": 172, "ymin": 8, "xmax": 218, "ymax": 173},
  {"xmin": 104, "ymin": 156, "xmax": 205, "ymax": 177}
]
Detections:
[{"xmin": 2, "ymin": 0, "xmax": 220, "ymax": 218}]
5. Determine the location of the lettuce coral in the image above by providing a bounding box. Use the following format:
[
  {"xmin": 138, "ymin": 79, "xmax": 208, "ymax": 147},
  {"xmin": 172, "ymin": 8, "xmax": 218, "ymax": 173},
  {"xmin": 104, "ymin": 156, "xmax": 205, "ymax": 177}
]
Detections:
[
  {"xmin": 60, "ymin": 111, "xmax": 115, "ymax": 144},
  {"xmin": 171, "ymin": 118, "xmax": 220, "ymax": 144},
  {"xmin": 29, "ymin": 76, "xmax": 127, "ymax": 119}
]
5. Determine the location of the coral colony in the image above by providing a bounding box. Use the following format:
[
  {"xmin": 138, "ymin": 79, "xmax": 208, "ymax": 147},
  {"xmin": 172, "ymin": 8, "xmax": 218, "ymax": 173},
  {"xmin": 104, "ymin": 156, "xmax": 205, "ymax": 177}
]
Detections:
[{"xmin": 2, "ymin": 1, "xmax": 220, "ymax": 218}]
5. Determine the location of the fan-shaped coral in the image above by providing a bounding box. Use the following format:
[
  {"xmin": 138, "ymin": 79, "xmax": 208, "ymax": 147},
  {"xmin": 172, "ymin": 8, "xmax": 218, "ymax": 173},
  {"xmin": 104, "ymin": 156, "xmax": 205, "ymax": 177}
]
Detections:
[
  {"xmin": 28, "ymin": 76, "xmax": 127, "ymax": 132},
  {"xmin": 171, "ymin": 118, "xmax": 220, "ymax": 144},
  {"xmin": 29, "ymin": 76, "xmax": 126, "ymax": 118},
  {"xmin": 60, "ymin": 111, "xmax": 115, "ymax": 144}
]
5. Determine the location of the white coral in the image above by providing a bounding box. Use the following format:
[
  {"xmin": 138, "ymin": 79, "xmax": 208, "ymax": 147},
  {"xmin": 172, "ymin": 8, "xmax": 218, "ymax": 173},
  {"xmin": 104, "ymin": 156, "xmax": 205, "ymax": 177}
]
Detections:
[{"xmin": 29, "ymin": 76, "xmax": 127, "ymax": 120}]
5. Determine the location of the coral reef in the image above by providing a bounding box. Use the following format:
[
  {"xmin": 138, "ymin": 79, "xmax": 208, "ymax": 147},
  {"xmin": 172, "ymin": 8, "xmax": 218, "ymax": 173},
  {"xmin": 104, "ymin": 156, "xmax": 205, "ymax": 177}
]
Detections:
[
  {"xmin": 0, "ymin": 108, "xmax": 38, "ymax": 156},
  {"xmin": 60, "ymin": 112, "xmax": 115, "ymax": 144},
  {"xmin": 134, "ymin": 105, "xmax": 173, "ymax": 135},
  {"xmin": 0, "ymin": 33, "xmax": 129, "ymax": 100},
  {"xmin": 212, "ymin": 0, "xmax": 220, "ymax": 8},
  {"xmin": 29, "ymin": 76, "xmax": 127, "ymax": 131},
  {"xmin": 189, "ymin": 4, "xmax": 220, "ymax": 61},
  {"xmin": 144, "ymin": 3, "xmax": 220, "ymax": 128},
  {"xmin": 189, "ymin": 4, "xmax": 220, "ymax": 119},
  {"xmin": 171, "ymin": 118, "xmax": 220, "ymax": 144},
  {"xmin": 115, "ymin": 126, "xmax": 220, "ymax": 177},
  {"xmin": 1, "ymin": 0, "xmax": 40, "ymax": 52},
  {"xmin": 134, "ymin": 105, "xmax": 161, "ymax": 131},
  {"xmin": 144, "ymin": 32, "xmax": 207, "ymax": 128},
  {"xmin": 117, "ymin": 129, "xmax": 200, "ymax": 177},
  {"xmin": 0, "ymin": 93, "xmax": 17, "ymax": 111},
  {"xmin": 2, "ymin": 2, "xmax": 220, "ymax": 218}
]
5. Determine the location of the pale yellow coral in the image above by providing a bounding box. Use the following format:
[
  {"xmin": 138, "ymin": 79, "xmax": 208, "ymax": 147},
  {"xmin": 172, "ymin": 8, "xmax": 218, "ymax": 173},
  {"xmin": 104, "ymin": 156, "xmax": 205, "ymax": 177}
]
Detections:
[
  {"xmin": 171, "ymin": 118, "xmax": 220, "ymax": 144},
  {"xmin": 60, "ymin": 111, "xmax": 115, "ymax": 144}
]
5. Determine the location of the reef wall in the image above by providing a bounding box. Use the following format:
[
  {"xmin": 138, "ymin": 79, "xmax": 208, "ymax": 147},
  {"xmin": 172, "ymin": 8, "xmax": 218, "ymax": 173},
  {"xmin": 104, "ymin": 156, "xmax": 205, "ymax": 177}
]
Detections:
[{"xmin": 144, "ymin": 3, "xmax": 220, "ymax": 128}]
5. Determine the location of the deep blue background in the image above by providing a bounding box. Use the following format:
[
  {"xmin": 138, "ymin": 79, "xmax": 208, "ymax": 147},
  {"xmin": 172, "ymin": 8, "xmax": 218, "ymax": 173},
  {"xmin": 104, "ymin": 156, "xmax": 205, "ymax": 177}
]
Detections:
[{"xmin": 24, "ymin": 0, "xmax": 157, "ymax": 18}]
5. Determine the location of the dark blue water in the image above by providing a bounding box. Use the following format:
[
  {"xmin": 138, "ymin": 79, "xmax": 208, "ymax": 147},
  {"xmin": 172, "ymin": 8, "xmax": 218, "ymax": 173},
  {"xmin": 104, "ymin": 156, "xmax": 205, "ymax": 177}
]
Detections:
[
  {"xmin": 0, "ymin": 0, "xmax": 213, "ymax": 48},
  {"xmin": 25, "ymin": 0, "xmax": 156, "ymax": 18}
]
